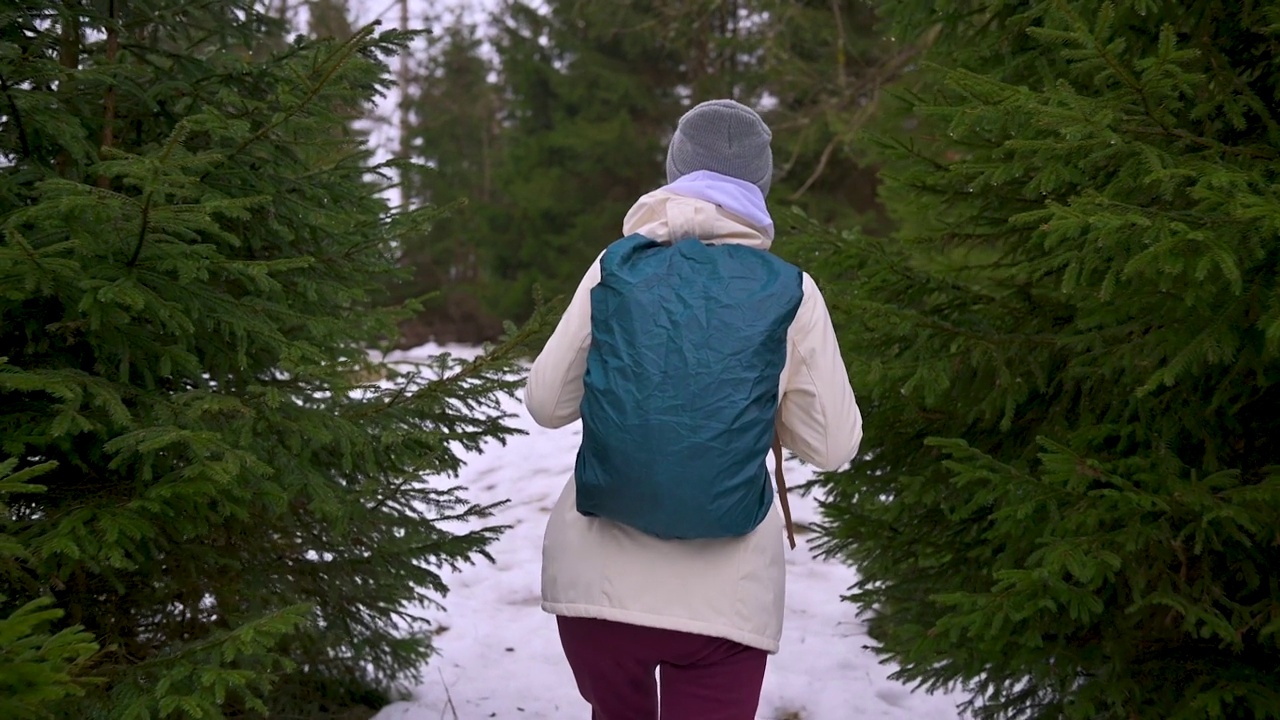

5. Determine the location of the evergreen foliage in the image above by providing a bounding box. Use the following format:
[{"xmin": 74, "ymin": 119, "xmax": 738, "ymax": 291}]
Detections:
[
  {"xmin": 1, "ymin": 1, "xmax": 533, "ymax": 716},
  {"xmin": 396, "ymin": 0, "xmax": 903, "ymax": 343},
  {"xmin": 0, "ymin": 459, "xmax": 99, "ymax": 718},
  {"xmin": 758, "ymin": 0, "xmax": 903, "ymax": 232},
  {"xmin": 480, "ymin": 0, "xmax": 690, "ymax": 325},
  {"xmin": 395, "ymin": 12, "xmax": 507, "ymax": 345},
  {"xmin": 307, "ymin": 0, "xmax": 355, "ymax": 40},
  {"xmin": 805, "ymin": 2, "xmax": 1280, "ymax": 718}
]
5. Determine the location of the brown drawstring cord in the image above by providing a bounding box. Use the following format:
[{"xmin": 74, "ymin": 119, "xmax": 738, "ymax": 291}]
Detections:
[{"xmin": 772, "ymin": 430, "xmax": 796, "ymax": 550}]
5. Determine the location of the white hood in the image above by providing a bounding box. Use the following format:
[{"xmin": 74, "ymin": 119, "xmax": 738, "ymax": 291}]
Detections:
[{"xmin": 621, "ymin": 189, "xmax": 774, "ymax": 252}]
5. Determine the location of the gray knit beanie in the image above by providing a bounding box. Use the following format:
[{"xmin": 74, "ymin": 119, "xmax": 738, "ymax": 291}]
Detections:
[{"xmin": 665, "ymin": 99, "xmax": 773, "ymax": 196}]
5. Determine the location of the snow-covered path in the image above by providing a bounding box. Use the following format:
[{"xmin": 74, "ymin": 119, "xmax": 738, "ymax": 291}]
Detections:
[{"xmin": 371, "ymin": 345, "xmax": 966, "ymax": 720}]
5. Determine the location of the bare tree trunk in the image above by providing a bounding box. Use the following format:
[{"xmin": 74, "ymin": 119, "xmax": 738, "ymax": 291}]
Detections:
[
  {"xmin": 733, "ymin": 0, "xmax": 743, "ymax": 97},
  {"xmin": 831, "ymin": 0, "xmax": 847, "ymax": 90},
  {"xmin": 398, "ymin": 0, "xmax": 410, "ymax": 211},
  {"xmin": 97, "ymin": 0, "xmax": 119, "ymax": 188},
  {"xmin": 56, "ymin": 0, "xmax": 81, "ymax": 177}
]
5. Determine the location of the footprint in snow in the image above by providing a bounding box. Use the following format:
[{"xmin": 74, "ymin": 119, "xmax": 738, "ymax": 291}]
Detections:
[{"xmin": 874, "ymin": 685, "xmax": 909, "ymax": 708}]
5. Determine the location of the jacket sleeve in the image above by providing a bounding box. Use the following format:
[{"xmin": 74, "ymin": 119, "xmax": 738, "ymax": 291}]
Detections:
[
  {"xmin": 523, "ymin": 254, "xmax": 603, "ymax": 428},
  {"xmin": 777, "ymin": 273, "xmax": 863, "ymax": 471}
]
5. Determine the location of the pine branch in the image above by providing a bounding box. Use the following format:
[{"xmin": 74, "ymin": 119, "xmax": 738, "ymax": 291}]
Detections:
[
  {"xmin": 124, "ymin": 190, "xmax": 152, "ymax": 269},
  {"xmin": 0, "ymin": 72, "xmax": 31, "ymax": 158},
  {"xmin": 117, "ymin": 604, "xmax": 312, "ymax": 673},
  {"xmin": 202, "ymin": 24, "xmax": 378, "ymax": 180},
  {"xmin": 1052, "ymin": 0, "xmax": 1276, "ymax": 161},
  {"xmin": 126, "ymin": 122, "xmax": 192, "ymax": 267},
  {"xmin": 1123, "ymin": 124, "xmax": 1278, "ymax": 160}
]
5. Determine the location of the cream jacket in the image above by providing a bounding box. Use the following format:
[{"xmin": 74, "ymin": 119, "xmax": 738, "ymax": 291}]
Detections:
[{"xmin": 523, "ymin": 189, "xmax": 862, "ymax": 653}]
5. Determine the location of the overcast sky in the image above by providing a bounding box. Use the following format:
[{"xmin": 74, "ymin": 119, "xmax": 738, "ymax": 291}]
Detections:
[{"xmin": 337, "ymin": 0, "xmax": 500, "ymax": 201}]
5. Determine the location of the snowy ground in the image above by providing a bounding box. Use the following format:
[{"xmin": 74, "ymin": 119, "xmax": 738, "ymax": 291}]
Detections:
[{"xmin": 370, "ymin": 344, "xmax": 967, "ymax": 720}]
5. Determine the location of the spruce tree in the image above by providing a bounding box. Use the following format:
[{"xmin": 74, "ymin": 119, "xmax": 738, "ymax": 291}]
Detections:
[
  {"xmin": 396, "ymin": 10, "xmax": 506, "ymax": 345},
  {"xmin": 392, "ymin": 1, "xmax": 913, "ymax": 341},
  {"xmin": 758, "ymin": 0, "xmax": 904, "ymax": 232},
  {"xmin": 0, "ymin": 1, "xmax": 530, "ymax": 716},
  {"xmin": 482, "ymin": 0, "xmax": 688, "ymax": 324},
  {"xmin": 805, "ymin": 1, "xmax": 1280, "ymax": 718},
  {"xmin": 308, "ymin": 0, "xmax": 355, "ymax": 40},
  {"xmin": 0, "ymin": 460, "xmax": 99, "ymax": 718}
]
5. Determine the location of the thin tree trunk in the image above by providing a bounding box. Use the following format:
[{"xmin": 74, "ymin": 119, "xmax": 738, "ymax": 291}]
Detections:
[
  {"xmin": 97, "ymin": 0, "xmax": 119, "ymax": 188},
  {"xmin": 831, "ymin": 0, "xmax": 848, "ymax": 90},
  {"xmin": 398, "ymin": 0, "xmax": 410, "ymax": 211},
  {"xmin": 56, "ymin": 0, "xmax": 80, "ymax": 177}
]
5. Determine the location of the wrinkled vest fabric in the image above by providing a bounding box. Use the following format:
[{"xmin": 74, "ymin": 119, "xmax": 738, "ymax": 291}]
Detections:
[{"xmin": 575, "ymin": 234, "xmax": 804, "ymax": 539}]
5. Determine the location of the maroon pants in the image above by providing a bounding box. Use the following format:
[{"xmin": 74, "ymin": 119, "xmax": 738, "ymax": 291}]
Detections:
[{"xmin": 556, "ymin": 616, "xmax": 768, "ymax": 720}]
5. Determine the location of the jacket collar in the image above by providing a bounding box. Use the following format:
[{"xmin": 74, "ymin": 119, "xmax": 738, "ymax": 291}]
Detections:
[{"xmin": 621, "ymin": 188, "xmax": 773, "ymax": 252}]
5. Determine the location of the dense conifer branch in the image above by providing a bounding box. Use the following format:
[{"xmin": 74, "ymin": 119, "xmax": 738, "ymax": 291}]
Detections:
[
  {"xmin": 0, "ymin": 73, "xmax": 31, "ymax": 159},
  {"xmin": 212, "ymin": 23, "xmax": 377, "ymax": 174}
]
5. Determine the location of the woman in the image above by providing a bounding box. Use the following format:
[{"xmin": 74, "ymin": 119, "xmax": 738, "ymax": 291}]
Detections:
[{"xmin": 524, "ymin": 98, "xmax": 863, "ymax": 720}]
